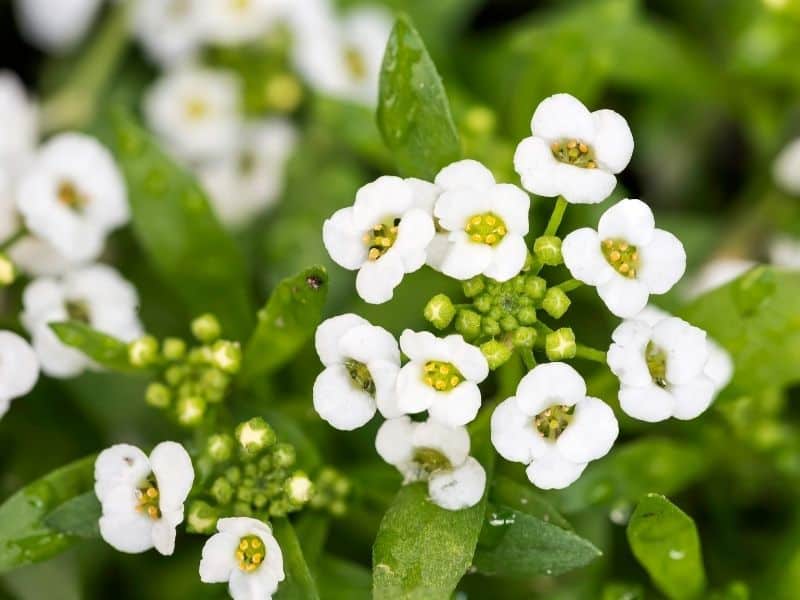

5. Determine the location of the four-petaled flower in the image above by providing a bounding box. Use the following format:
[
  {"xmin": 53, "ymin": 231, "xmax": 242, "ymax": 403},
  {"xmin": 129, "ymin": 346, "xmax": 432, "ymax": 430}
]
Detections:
[{"xmin": 0, "ymin": 331, "xmax": 39, "ymax": 419}]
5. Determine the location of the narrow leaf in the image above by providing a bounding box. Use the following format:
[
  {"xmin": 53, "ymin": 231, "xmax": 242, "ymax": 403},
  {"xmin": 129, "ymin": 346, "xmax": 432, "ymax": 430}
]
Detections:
[
  {"xmin": 44, "ymin": 492, "xmax": 101, "ymax": 538},
  {"xmin": 627, "ymin": 494, "xmax": 706, "ymax": 600},
  {"xmin": 49, "ymin": 321, "xmax": 140, "ymax": 374},
  {"xmin": 491, "ymin": 475, "xmax": 571, "ymax": 530},
  {"xmin": 317, "ymin": 555, "xmax": 372, "ymax": 600},
  {"xmin": 273, "ymin": 517, "xmax": 320, "ymax": 600},
  {"xmin": 377, "ymin": 14, "xmax": 461, "ymax": 179}
]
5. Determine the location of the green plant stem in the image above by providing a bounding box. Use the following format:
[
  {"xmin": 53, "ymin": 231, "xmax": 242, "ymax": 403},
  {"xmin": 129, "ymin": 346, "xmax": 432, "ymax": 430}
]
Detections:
[
  {"xmin": 555, "ymin": 278, "xmax": 583, "ymax": 292},
  {"xmin": 0, "ymin": 227, "xmax": 27, "ymax": 253},
  {"xmin": 543, "ymin": 196, "xmax": 568, "ymax": 237},
  {"xmin": 521, "ymin": 347, "xmax": 536, "ymax": 370},
  {"xmin": 574, "ymin": 344, "xmax": 607, "ymax": 363}
]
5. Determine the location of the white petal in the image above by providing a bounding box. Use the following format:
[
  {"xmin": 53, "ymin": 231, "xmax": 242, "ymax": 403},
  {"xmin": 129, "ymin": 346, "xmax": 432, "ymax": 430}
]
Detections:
[
  {"xmin": 352, "ymin": 175, "xmax": 413, "ymax": 230},
  {"xmin": 99, "ymin": 514, "xmax": 154, "ymax": 554},
  {"xmin": 399, "ymin": 330, "xmax": 437, "ymax": 361},
  {"xmin": 483, "ymin": 234, "xmax": 528, "ymax": 282},
  {"xmin": 637, "ymin": 230, "xmax": 686, "ymax": 294},
  {"xmin": 443, "ymin": 334, "xmax": 489, "ymax": 382},
  {"xmin": 671, "ymin": 376, "xmax": 716, "ymax": 420},
  {"xmin": 434, "ymin": 159, "xmax": 495, "ymax": 191},
  {"xmin": 597, "ymin": 199, "xmax": 655, "ymax": 246},
  {"xmin": 591, "ymin": 109, "xmax": 634, "ymax": 173},
  {"xmin": 151, "ymin": 519, "xmax": 177, "ymax": 556},
  {"xmin": 651, "ymin": 317, "xmax": 708, "ymax": 385},
  {"xmin": 607, "ymin": 321, "xmax": 652, "ymax": 387},
  {"xmin": 339, "ymin": 324, "xmax": 399, "ymax": 364},
  {"xmin": 516, "ymin": 362, "xmax": 587, "ymax": 415},
  {"xmin": 322, "ymin": 207, "xmax": 367, "ymax": 270},
  {"xmin": 94, "ymin": 444, "xmax": 150, "ymax": 502},
  {"xmin": 425, "ymin": 232, "xmax": 451, "ymax": 271},
  {"xmin": 434, "ymin": 189, "xmax": 490, "ymax": 232},
  {"xmin": 355, "ymin": 253, "xmax": 405, "ymax": 304},
  {"xmin": 375, "ymin": 416, "xmax": 416, "ymax": 466},
  {"xmin": 561, "ymin": 228, "xmax": 615, "ymax": 286},
  {"xmin": 773, "ymin": 138, "xmax": 800, "ymax": 194},
  {"xmin": 490, "ymin": 397, "xmax": 548, "ymax": 463},
  {"xmin": 428, "ymin": 383, "xmax": 482, "ymax": 427},
  {"xmin": 704, "ymin": 340, "xmax": 733, "ymax": 391},
  {"xmin": 439, "ymin": 232, "xmax": 494, "ymax": 280},
  {"xmin": 634, "ymin": 305, "xmax": 670, "ymax": 327},
  {"xmin": 525, "ymin": 447, "xmax": 587, "ymax": 490},
  {"xmin": 313, "ymin": 365, "xmax": 376, "ymax": 430},
  {"xmin": 315, "ymin": 313, "xmax": 370, "ymax": 366},
  {"xmin": 150, "ymin": 441, "xmax": 193, "ymax": 512},
  {"xmin": 531, "ymin": 93, "xmax": 594, "ymax": 142},
  {"xmin": 369, "ymin": 359, "xmax": 403, "ymax": 418},
  {"xmin": 392, "ymin": 208, "xmax": 435, "ymax": 272},
  {"xmin": 556, "ymin": 397, "xmax": 618, "ymax": 463},
  {"xmin": 619, "ymin": 384, "xmax": 674, "ymax": 422},
  {"xmin": 513, "ymin": 137, "xmax": 562, "ymax": 198},
  {"xmin": 555, "ymin": 162, "xmax": 617, "ymax": 205},
  {"xmin": 413, "ymin": 419, "xmax": 471, "ymax": 467},
  {"xmin": 199, "ymin": 532, "xmax": 239, "ymax": 583},
  {"xmin": 229, "ymin": 568, "xmax": 277, "ymax": 600},
  {"xmin": 428, "ymin": 457, "xmax": 486, "ymax": 510},
  {"xmin": 488, "ymin": 184, "xmax": 530, "ymax": 234},
  {"xmin": 406, "ymin": 177, "xmax": 440, "ymax": 213},
  {"xmin": 395, "ymin": 362, "xmax": 438, "ymax": 414},
  {"xmin": 597, "ymin": 275, "xmax": 650, "ymax": 318},
  {"xmin": 217, "ymin": 517, "xmax": 272, "ymax": 539},
  {"xmin": 0, "ymin": 331, "xmax": 39, "ymax": 400}
]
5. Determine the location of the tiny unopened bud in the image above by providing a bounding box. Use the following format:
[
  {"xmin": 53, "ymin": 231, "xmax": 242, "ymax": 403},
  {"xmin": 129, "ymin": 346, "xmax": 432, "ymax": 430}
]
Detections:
[
  {"xmin": 517, "ymin": 306, "xmax": 537, "ymax": 325},
  {"xmin": 454, "ymin": 309, "xmax": 481, "ymax": 341},
  {"xmin": 236, "ymin": 417, "xmax": 276, "ymax": 454},
  {"xmin": 480, "ymin": 339, "xmax": 512, "ymax": 370},
  {"xmin": 524, "ymin": 276, "xmax": 546, "ymax": 300},
  {"xmin": 545, "ymin": 328, "xmax": 576, "ymax": 360},
  {"xmin": 225, "ymin": 465, "xmax": 242, "ymax": 484},
  {"xmin": 207, "ymin": 433, "xmax": 234, "ymax": 462},
  {"xmin": 533, "ymin": 235, "xmax": 563, "ymax": 266},
  {"xmin": 462, "ymin": 276, "xmax": 485, "ymax": 298},
  {"xmin": 177, "ymin": 395, "xmax": 206, "ymax": 426},
  {"xmin": 186, "ymin": 500, "xmax": 218, "ymax": 534},
  {"xmin": 424, "ymin": 294, "xmax": 456, "ymax": 330},
  {"xmin": 482, "ymin": 317, "xmax": 501, "ymax": 337},
  {"xmin": 330, "ymin": 499, "xmax": 348, "ymax": 517},
  {"xmin": 265, "ymin": 73, "xmax": 302, "ymax": 112},
  {"xmin": 500, "ymin": 315, "xmax": 518, "ymax": 332},
  {"xmin": 164, "ymin": 364, "xmax": 188, "ymax": 386},
  {"xmin": 128, "ymin": 335, "xmax": 159, "ymax": 367},
  {"xmin": 542, "ymin": 287, "xmax": 571, "ymax": 319},
  {"xmin": 212, "ymin": 340, "xmax": 242, "ymax": 373},
  {"xmin": 145, "ymin": 382, "xmax": 171, "ymax": 409},
  {"xmin": 272, "ymin": 442, "xmax": 296, "ymax": 468},
  {"xmin": 0, "ymin": 253, "xmax": 16, "ymax": 287},
  {"xmin": 464, "ymin": 105, "xmax": 496, "ymax": 136},
  {"xmin": 162, "ymin": 337, "xmax": 187, "ymax": 361},
  {"xmin": 474, "ymin": 293, "xmax": 493, "ymax": 313},
  {"xmin": 286, "ymin": 472, "xmax": 314, "ymax": 504},
  {"xmin": 191, "ymin": 313, "xmax": 221, "ymax": 343},
  {"xmin": 512, "ymin": 327, "xmax": 537, "ymax": 349},
  {"xmin": 234, "ymin": 502, "xmax": 254, "ymax": 517},
  {"xmin": 210, "ymin": 477, "xmax": 234, "ymax": 504}
]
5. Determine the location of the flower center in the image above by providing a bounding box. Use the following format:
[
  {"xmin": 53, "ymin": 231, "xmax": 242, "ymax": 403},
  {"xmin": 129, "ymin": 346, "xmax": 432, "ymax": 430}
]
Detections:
[
  {"xmin": 363, "ymin": 218, "xmax": 400, "ymax": 261},
  {"xmin": 230, "ymin": 0, "xmax": 251, "ymax": 11},
  {"xmin": 533, "ymin": 404, "xmax": 574, "ymax": 440},
  {"xmin": 65, "ymin": 299, "xmax": 91, "ymax": 324},
  {"xmin": 57, "ymin": 180, "xmax": 88, "ymax": 211},
  {"xmin": 238, "ymin": 150, "xmax": 256, "ymax": 175},
  {"xmin": 135, "ymin": 475, "xmax": 161, "ymax": 520},
  {"xmin": 185, "ymin": 98, "xmax": 209, "ymax": 120},
  {"xmin": 344, "ymin": 359, "xmax": 375, "ymax": 395},
  {"xmin": 344, "ymin": 46, "xmax": 367, "ymax": 81},
  {"xmin": 601, "ymin": 238, "xmax": 639, "ymax": 278},
  {"xmin": 645, "ymin": 342, "xmax": 668, "ymax": 388},
  {"xmin": 169, "ymin": 0, "xmax": 190, "ymax": 15},
  {"xmin": 422, "ymin": 360, "xmax": 464, "ymax": 391},
  {"xmin": 413, "ymin": 447, "xmax": 452, "ymax": 474},
  {"xmin": 550, "ymin": 139, "xmax": 597, "ymax": 169},
  {"xmin": 235, "ymin": 535, "xmax": 265, "ymax": 572},
  {"xmin": 465, "ymin": 212, "xmax": 507, "ymax": 246}
]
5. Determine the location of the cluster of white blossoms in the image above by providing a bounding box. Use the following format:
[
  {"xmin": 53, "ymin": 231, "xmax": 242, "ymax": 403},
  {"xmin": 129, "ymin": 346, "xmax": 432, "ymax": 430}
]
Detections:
[{"xmin": 318, "ymin": 92, "xmax": 734, "ymax": 500}]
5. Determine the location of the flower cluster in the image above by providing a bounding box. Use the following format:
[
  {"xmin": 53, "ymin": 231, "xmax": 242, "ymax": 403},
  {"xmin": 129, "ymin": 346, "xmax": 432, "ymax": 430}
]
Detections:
[{"xmin": 317, "ymin": 92, "xmax": 733, "ymax": 506}]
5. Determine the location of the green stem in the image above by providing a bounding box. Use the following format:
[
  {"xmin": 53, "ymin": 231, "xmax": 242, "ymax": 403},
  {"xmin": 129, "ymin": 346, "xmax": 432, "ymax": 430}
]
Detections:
[
  {"xmin": 543, "ymin": 196, "xmax": 568, "ymax": 237},
  {"xmin": 0, "ymin": 227, "xmax": 27, "ymax": 253},
  {"xmin": 520, "ymin": 347, "xmax": 536, "ymax": 370},
  {"xmin": 555, "ymin": 278, "xmax": 583, "ymax": 292},
  {"xmin": 574, "ymin": 344, "xmax": 607, "ymax": 363}
]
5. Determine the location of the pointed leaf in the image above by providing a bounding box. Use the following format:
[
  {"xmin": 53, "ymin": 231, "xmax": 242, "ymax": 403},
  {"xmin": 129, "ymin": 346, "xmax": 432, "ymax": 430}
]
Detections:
[
  {"xmin": 44, "ymin": 492, "xmax": 101, "ymax": 538},
  {"xmin": 273, "ymin": 517, "xmax": 320, "ymax": 600},
  {"xmin": 49, "ymin": 321, "xmax": 142, "ymax": 374}
]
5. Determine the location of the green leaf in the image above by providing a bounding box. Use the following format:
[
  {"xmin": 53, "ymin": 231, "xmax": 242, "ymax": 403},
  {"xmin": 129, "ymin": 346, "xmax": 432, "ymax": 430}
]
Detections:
[
  {"xmin": 490, "ymin": 475, "xmax": 571, "ymax": 530},
  {"xmin": 548, "ymin": 438, "xmax": 709, "ymax": 514},
  {"xmin": 626, "ymin": 494, "xmax": 706, "ymax": 600},
  {"xmin": 377, "ymin": 14, "xmax": 461, "ymax": 180},
  {"xmin": 371, "ymin": 414, "xmax": 494, "ymax": 599},
  {"xmin": 317, "ymin": 555, "xmax": 372, "ymax": 600},
  {"xmin": 0, "ymin": 456, "xmax": 95, "ymax": 573},
  {"xmin": 273, "ymin": 517, "xmax": 320, "ymax": 600},
  {"xmin": 294, "ymin": 512, "xmax": 330, "ymax": 569},
  {"xmin": 49, "ymin": 321, "xmax": 140, "ymax": 374},
  {"xmin": 105, "ymin": 109, "xmax": 253, "ymax": 339},
  {"xmin": 43, "ymin": 492, "xmax": 101, "ymax": 539},
  {"xmin": 239, "ymin": 266, "xmax": 328, "ymax": 383},
  {"xmin": 473, "ymin": 502, "xmax": 601, "ymax": 578}
]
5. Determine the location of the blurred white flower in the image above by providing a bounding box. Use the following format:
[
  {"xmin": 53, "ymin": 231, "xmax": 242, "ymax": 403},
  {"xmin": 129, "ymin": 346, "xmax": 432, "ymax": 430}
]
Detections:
[
  {"xmin": 199, "ymin": 118, "xmax": 296, "ymax": 228},
  {"xmin": 133, "ymin": 0, "xmax": 207, "ymax": 68},
  {"xmin": 773, "ymin": 137, "xmax": 800, "ymax": 195},
  {"xmin": 0, "ymin": 331, "xmax": 39, "ymax": 419},
  {"xmin": 313, "ymin": 313, "xmax": 401, "ymax": 430},
  {"xmin": 396, "ymin": 330, "xmax": 489, "ymax": 427},
  {"xmin": 200, "ymin": 517, "xmax": 285, "ymax": 600},
  {"xmin": 202, "ymin": 0, "xmax": 286, "ymax": 45},
  {"xmin": 562, "ymin": 198, "xmax": 685, "ymax": 317},
  {"xmin": 14, "ymin": 0, "xmax": 102, "ymax": 53},
  {"xmin": 95, "ymin": 441, "xmax": 194, "ymax": 555},
  {"xmin": 684, "ymin": 257, "xmax": 754, "ymax": 299},
  {"xmin": 15, "ymin": 133, "xmax": 129, "ymax": 264},
  {"xmin": 430, "ymin": 159, "xmax": 530, "ymax": 282},
  {"xmin": 491, "ymin": 362, "xmax": 618, "ymax": 490},
  {"xmin": 323, "ymin": 175, "xmax": 436, "ymax": 304},
  {"xmin": 769, "ymin": 235, "xmax": 800, "ymax": 270},
  {"xmin": 21, "ymin": 264, "xmax": 143, "ymax": 378},
  {"xmin": 376, "ymin": 416, "xmax": 486, "ymax": 510},
  {"xmin": 144, "ymin": 67, "xmax": 241, "ymax": 163},
  {"xmin": 514, "ymin": 93, "xmax": 634, "ymax": 204},
  {"xmin": 292, "ymin": 5, "xmax": 392, "ymax": 106},
  {"xmin": 0, "ymin": 71, "xmax": 37, "ymax": 171}
]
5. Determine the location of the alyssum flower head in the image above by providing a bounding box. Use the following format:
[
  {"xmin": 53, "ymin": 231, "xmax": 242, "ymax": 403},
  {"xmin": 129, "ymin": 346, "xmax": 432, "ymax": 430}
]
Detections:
[
  {"xmin": 376, "ymin": 416, "xmax": 486, "ymax": 511},
  {"xmin": 313, "ymin": 314, "xmax": 402, "ymax": 430},
  {"xmin": 491, "ymin": 362, "xmax": 618, "ymax": 490},
  {"xmin": 95, "ymin": 441, "xmax": 194, "ymax": 555},
  {"xmin": 562, "ymin": 198, "xmax": 686, "ymax": 317},
  {"xmin": 0, "ymin": 331, "xmax": 39, "ymax": 419},
  {"xmin": 513, "ymin": 92, "xmax": 634, "ymax": 204}
]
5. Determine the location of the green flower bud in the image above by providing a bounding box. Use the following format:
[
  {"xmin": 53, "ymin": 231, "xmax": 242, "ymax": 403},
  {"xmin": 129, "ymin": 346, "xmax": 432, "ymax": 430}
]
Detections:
[
  {"xmin": 212, "ymin": 340, "xmax": 242, "ymax": 374},
  {"xmin": 424, "ymin": 294, "xmax": 456, "ymax": 330},
  {"xmin": 253, "ymin": 493, "xmax": 268, "ymax": 508},
  {"xmin": 330, "ymin": 499, "xmax": 348, "ymax": 517},
  {"xmin": 272, "ymin": 442, "xmax": 296, "ymax": 468},
  {"xmin": 236, "ymin": 417, "xmax": 276, "ymax": 454},
  {"xmin": 269, "ymin": 498, "xmax": 291, "ymax": 517},
  {"xmin": 164, "ymin": 364, "xmax": 188, "ymax": 386},
  {"xmin": 533, "ymin": 235, "xmax": 563, "ymax": 266},
  {"xmin": 474, "ymin": 294, "xmax": 493, "ymax": 313},
  {"xmin": 207, "ymin": 433, "xmax": 235, "ymax": 462},
  {"xmin": 243, "ymin": 464, "xmax": 258, "ymax": 478},
  {"xmin": 511, "ymin": 275, "xmax": 526, "ymax": 294},
  {"xmin": 464, "ymin": 105, "xmax": 496, "ymax": 136},
  {"xmin": 176, "ymin": 395, "xmax": 206, "ymax": 426},
  {"xmin": 524, "ymin": 276, "xmax": 546, "ymax": 300},
  {"xmin": 482, "ymin": 317, "xmax": 501, "ymax": 337},
  {"xmin": 462, "ymin": 276, "xmax": 485, "ymax": 298},
  {"xmin": 233, "ymin": 502, "xmax": 253, "ymax": 517},
  {"xmin": 500, "ymin": 315, "xmax": 518, "ymax": 332},
  {"xmin": 186, "ymin": 500, "xmax": 218, "ymax": 534},
  {"xmin": 162, "ymin": 337, "xmax": 186, "ymax": 361},
  {"xmin": 517, "ymin": 306, "xmax": 537, "ymax": 325},
  {"xmin": 258, "ymin": 455, "xmax": 273, "ymax": 473},
  {"xmin": 210, "ymin": 477, "xmax": 234, "ymax": 504},
  {"xmin": 128, "ymin": 335, "xmax": 159, "ymax": 367},
  {"xmin": 545, "ymin": 328, "xmax": 577, "ymax": 360},
  {"xmin": 454, "ymin": 310, "xmax": 481, "ymax": 341},
  {"xmin": 286, "ymin": 472, "xmax": 314, "ymax": 505},
  {"xmin": 237, "ymin": 486, "xmax": 254, "ymax": 503},
  {"xmin": 189, "ymin": 346, "xmax": 214, "ymax": 364},
  {"xmin": 225, "ymin": 466, "xmax": 242, "ymax": 484},
  {"xmin": 145, "ymin": 382, "xmax": 171, "ymax": 409},
  {"xmin": 481, "ymin": 339, "xmax": 513, "ymax": 370},
  {"xmin": 542, "ymin": 287, "xmax": 571, "ymax": 319},
  {"xmin": 0, "ymin": 253, "xmax": 16, "ymax": 287},
  {"xmin": 191, "ymin": 313, "xmax": 221, "ymax": 343},
  {"xmin": 512, "ymin": 327, "xmax": 537, "ymax": 349},
  {"xmin": 488, "ymin": 306, "xmax": 504, "ymax": 321}
]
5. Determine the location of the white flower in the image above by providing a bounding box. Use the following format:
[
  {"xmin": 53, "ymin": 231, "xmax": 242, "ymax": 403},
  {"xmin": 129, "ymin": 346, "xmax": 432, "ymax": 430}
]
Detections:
[
  {"xmin": 491, "ymin": 362, "xmax": 618, "ymax": 490},
  {"xmin": 144, "ymin": 67, "xmax": 241, "ymax": 163},
  {"xmin": 376, "ymin": 416, "xmax": 486, "ymax": 510},
  {"xmin": 685, "ymin": 258, "xmax": 754, "ymax": 299},
  {"xmin": 608, "ymin": 314, "xmax": 722, "ymax": 422},
  {"xmin": 0, "ymin": 331, "xmax": 39, "ymax": 418},
  {"xmin": 202, "ymin": 0, "xmax": 286, "ymax": 45},
  {"xmin": 322, "ymin": 175, "xmax": 436, "ymax": 304},
  {"xmin": 15, "ymin": 133, "xmax": 129, "ymax": 264},
  {"xmin": 133, "ymin": 0, "xmax": 207, "ymax": 67},
  {"xmin": 396, "ymin": 330, "xmax": 489, "ymax": 427},
  {"xmin": 562, "ymin": 198, "xmax": 686, "ymax": 317},
  {"xmin": 198, "ymin": 119, "xmax": 297, "ymax": 228},
  {"xmin": 292, "ymin": 5, "xmax": 392, "ymax": 106},
  {"xmin": 13, "ymin": 0, "xmax": 102, "ymax": 53},
  {"xmin": 0, "ymin": 71, "xmax": 37, "ymax": 171},
  {"xmin": 95, "ymin": 441, "xmax": 194, "ymax": 555},
  {"xmin": 770, "ymin": 235, "xmax": 800, "ymax": 270},
  {"xmin": 199, "ymin": 517, "xmax": 285, "ymax": 600},
  {"xmin": 313, "ymin": 313, "xmax": 401, "ymax": 430},
  {"xmin": 21, "ymin": 264, "xmax": 143, "ymax": 378},
  {"xmin": 513, "ymin": 93, "xmax": 634, "ymax": 204},
  {"xmin": 429, "ymin": 160, "xmax": 530, "ymax": 282},
  {"xmin": 773, "ymin": 138, "xmax": 800, "ymax": 195}
]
